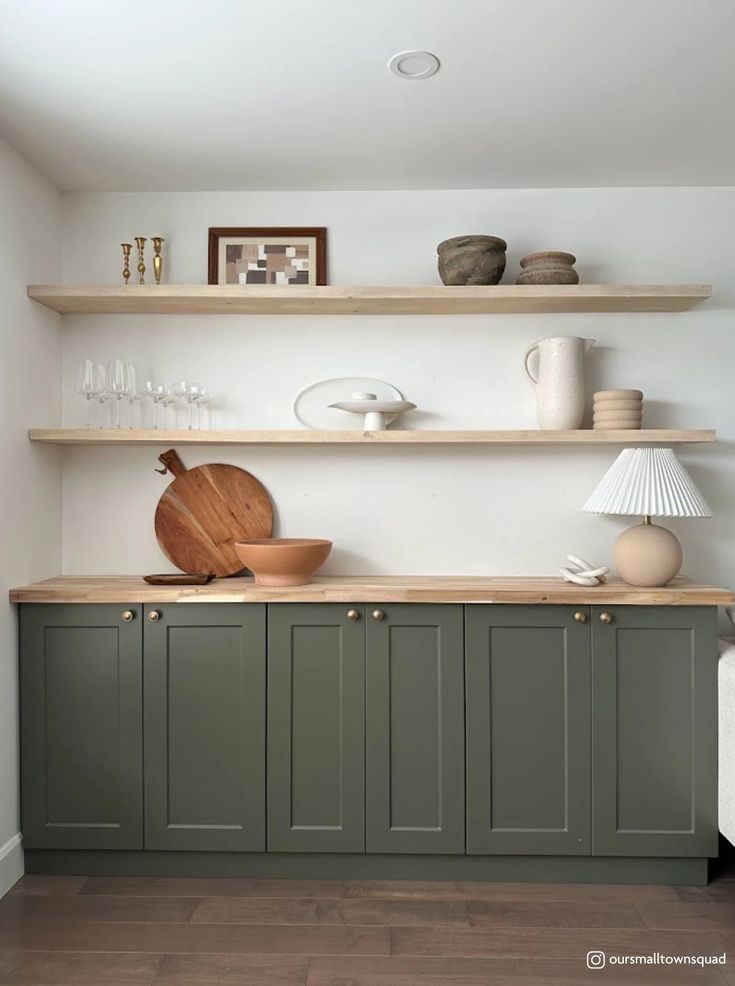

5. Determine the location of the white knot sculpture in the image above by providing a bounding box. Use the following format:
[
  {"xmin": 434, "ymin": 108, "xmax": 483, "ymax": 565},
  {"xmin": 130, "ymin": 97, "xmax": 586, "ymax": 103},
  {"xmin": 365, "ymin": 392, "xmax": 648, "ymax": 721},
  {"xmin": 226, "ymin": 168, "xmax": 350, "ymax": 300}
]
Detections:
[{"xmin": 560, "ymin": 554, "xmax": 609, "ymax": 587}]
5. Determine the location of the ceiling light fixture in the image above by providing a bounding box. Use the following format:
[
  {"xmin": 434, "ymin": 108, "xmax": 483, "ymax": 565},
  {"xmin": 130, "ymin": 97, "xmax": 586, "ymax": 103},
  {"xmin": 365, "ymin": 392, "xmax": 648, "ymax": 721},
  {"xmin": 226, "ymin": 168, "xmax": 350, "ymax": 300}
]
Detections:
[{"xmin": 388, "ymin": 50, "xmax": 440, "ymax": 80}]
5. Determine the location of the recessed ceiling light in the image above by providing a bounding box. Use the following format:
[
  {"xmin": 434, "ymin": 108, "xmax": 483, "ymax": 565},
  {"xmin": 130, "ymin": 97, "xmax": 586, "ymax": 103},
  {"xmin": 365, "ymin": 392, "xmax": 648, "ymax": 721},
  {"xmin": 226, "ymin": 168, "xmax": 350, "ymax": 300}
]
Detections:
[{"xmin": 388, "ymin": 50, "xmax": 440, "ymax": 80}]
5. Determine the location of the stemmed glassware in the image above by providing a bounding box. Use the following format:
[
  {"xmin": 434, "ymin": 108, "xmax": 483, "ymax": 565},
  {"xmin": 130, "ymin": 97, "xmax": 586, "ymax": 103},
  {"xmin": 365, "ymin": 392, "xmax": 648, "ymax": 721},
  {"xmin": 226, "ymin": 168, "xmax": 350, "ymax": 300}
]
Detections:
[
  {"xmin": 74, "ymin": 359, "xmax": 97, "ymax": 428},
  {"xmin": 92, "ymin": 364, "xmax": 109, "ymax": 427},
  {"xmin": 194, "ymin": 386, "xmax": 212, "ymax": 430},
  {"xmin": 161, "ymin": 386, "xmax": 180, "ymax": 429},
  {"xmin": 172, "ymin": 380, "xmax": 201, "ymax": 430},
  {"xmin": 143, "ymin": 380, "xmax": 168, "ymax": 429},
  {"xmin": 125, "ymin": 364, "xmax": 143, "ymax": 429},
  {"xmin": 107, "ymin": 359, "xmax": 131, "ymax": 429},
  {"xmin": 76, "ymin": 363, "xmax": 213, "ymax": 429}
]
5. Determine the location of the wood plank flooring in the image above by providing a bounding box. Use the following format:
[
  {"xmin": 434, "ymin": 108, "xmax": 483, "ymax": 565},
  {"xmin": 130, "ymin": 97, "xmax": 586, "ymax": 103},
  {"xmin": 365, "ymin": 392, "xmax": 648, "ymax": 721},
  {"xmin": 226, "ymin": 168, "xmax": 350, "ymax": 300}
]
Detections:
[{"xmin": 2, "ymin": 872, "xmax": 735, "ymax": 984}]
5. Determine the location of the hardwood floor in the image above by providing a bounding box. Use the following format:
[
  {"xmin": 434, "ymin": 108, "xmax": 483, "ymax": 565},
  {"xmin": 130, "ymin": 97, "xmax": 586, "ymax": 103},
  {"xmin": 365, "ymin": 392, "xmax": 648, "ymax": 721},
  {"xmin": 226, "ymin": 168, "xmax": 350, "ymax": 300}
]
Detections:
[{"xmin": 2, "ymin": 872, "xmax": 735, "ymax": 984}]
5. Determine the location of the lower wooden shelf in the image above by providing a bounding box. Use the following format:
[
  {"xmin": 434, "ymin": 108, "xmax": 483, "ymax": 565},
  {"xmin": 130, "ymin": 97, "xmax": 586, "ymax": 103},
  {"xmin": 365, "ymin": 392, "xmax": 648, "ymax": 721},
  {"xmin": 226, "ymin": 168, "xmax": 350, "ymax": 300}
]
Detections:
[{"xmin": 28, "ymin": 428, "xmax": 716, "ymax": 446}]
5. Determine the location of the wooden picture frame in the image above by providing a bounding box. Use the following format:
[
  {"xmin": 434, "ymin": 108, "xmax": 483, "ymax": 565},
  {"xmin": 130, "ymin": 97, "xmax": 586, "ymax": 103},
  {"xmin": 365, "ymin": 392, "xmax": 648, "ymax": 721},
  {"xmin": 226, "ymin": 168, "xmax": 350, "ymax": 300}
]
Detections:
[{"xmin": 208, "ymin": 227, "xmax": 327, "ymax": 286}]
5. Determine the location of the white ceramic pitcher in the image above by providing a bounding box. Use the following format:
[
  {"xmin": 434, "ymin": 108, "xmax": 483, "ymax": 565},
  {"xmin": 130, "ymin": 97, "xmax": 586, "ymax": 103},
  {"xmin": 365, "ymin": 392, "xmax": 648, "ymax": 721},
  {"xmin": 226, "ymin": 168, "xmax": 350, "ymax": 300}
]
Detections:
[{"xmin": 523, "ymin": 336, "xmax": 596, "ymax": 429}]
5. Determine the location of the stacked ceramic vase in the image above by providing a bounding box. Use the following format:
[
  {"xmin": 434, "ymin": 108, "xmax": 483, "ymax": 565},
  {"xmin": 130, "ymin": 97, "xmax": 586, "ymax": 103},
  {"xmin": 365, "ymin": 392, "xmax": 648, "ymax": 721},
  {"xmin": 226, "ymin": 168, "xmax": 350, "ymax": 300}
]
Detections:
[{"xmin": 593, "ymin": 389, "xmax": 643, "ymax": 430}]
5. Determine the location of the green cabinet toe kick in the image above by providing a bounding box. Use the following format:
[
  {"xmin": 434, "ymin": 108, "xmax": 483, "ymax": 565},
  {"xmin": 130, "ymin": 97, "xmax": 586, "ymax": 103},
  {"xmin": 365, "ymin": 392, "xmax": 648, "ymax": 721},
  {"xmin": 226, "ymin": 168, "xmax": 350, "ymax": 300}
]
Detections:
[
  {"xmin": 19, "ymin": 601, "xmax": 720, "ymax": 880},
  {"xmin": 23, "ymin": 850, "xmax": 712, "ymax": 886}
]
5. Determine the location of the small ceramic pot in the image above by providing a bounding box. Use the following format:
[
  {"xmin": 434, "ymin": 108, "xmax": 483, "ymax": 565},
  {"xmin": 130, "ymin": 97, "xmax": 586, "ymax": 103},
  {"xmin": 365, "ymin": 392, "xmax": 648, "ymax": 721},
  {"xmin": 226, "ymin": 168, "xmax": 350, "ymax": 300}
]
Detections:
[
  {"xmin": 516, "ymin": 251, "xmax": 579, "ymax": 285},
  {"xmin": 437, "ymin": 235, "xmax": 507, "ymax": 285}
]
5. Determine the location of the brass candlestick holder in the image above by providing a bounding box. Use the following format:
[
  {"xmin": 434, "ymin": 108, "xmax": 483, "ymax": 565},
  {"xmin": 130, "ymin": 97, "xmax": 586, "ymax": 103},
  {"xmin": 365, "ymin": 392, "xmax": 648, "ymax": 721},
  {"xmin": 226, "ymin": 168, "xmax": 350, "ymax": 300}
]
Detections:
[
  {"xmin": 151, "ymin": 237, "xmax": 164, "ymax": 284},
  {"xmin": 135, "ymin": 236, "xmax": 147, "ymax": 284},
  {"xmin": 121, "ymin": 243, "xmax": 132, "ymax": 285}
]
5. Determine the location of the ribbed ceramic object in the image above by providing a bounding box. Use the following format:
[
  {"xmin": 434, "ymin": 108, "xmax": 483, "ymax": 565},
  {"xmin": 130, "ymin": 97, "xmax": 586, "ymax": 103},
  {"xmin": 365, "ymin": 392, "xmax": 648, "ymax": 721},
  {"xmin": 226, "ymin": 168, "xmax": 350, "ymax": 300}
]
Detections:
[
  {"xmin": 593, "ymin": 419, "xmax": 643, "ymax": 427},
  {"xmin": 594, "ymin": 389, "xmax": 643, "ymax": 402},
  {"xmin": 593, "ymin": 409, "xmax": 643, "ymax": 421},
  {"xmin": 582, "ymin": 448, "xmax": 712, "ymax": 517},
  {"xmin": 593, "ymin": 398, "xmax": 644, "ymax": 411},
  {"xmin": 516, "ymin": 251, "xmax": 579, "ymax": 285}
]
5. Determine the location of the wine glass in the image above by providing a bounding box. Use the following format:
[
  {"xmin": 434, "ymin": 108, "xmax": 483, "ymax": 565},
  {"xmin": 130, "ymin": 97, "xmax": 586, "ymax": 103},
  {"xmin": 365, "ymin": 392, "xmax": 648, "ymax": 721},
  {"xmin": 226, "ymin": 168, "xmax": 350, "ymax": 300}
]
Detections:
[
  {"xmin": 92, "ymin": 363, "xmax": 109, "ymax": 427},
  {"xmin": 124, "ymin": 364, "xmax": 142, "ymax": 429},
  {"xmin": 107, "ymin": 359, "xmax": 131, "ymax": 429},
  {"xmin": 193, "ymin": 386, "xmax": 213, "ymax": 430},
  {"xmin": 74, "ymin": 359, "xmax": 97, "ymax": 428},
  {"xmin": 160, "ymin": 386, "xmax": 179, "ymax": 429},
  {"xmin": 172, "ymin": 380, "xmax": 200, "ymax": 430},
  {"xmin": 143, "ymin": 380, "xmax": 168, "ymax": 429}
]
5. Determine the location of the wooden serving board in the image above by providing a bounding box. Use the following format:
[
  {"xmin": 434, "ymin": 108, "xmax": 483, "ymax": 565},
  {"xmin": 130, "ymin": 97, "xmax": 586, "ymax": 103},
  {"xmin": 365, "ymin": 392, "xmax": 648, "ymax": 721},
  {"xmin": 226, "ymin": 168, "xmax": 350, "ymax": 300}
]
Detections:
[{"xmin": 154, "ymin": 449, "xmax": 273, "ymax": 577}]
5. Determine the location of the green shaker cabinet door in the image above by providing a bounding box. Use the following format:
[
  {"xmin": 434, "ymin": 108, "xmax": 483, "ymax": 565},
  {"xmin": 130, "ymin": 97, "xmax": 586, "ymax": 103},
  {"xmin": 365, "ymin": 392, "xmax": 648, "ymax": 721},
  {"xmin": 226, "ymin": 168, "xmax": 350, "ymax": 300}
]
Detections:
[
  {"xmin": 592, "ymin": 605, "xmax": 718, "ymax": 857},
  {"xmin": 366, "ymin": 605, "xmax": 464, "ymax": 853},
  {"xmin": 144, "ymin": 604, "xmax": 266, "ymax": 851},
  {"xmin": 466, "ymin": 605, "xmax": 591, "ymax": 855},
  {"xmin": 20, "ymin": 604, "xmax": 143, "ymax": 849},
  {"xmin": 268, "ymin": 604, "xmax": 365, "ymax": 852}
]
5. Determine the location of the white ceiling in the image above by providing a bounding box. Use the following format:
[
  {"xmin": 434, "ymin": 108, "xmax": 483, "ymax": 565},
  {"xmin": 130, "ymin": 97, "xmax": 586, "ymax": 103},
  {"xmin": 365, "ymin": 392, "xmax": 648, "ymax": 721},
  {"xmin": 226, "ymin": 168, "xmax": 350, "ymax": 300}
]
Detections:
[{"xmin": 1, "ymin": 0, "xmax": 733, "ymax": 192}]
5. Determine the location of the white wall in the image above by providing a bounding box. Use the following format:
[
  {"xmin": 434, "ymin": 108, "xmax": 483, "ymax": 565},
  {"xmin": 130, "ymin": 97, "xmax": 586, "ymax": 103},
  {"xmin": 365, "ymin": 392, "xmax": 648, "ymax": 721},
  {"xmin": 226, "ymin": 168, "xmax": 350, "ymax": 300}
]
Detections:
[
  {"xmin": 0, "ymin": 139, "xmax": 61, "ymax": 894},
  {"xmin": 60, "ymin": 189, "xmax": 734, "ymax": 606}
]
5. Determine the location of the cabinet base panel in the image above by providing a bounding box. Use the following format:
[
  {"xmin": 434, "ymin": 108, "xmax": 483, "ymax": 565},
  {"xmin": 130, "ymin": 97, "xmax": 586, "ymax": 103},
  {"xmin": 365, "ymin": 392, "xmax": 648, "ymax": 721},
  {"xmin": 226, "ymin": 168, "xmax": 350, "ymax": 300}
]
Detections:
[{"xmin": 23, "ymin": 851, "xmax": 710, "ymax": 886}]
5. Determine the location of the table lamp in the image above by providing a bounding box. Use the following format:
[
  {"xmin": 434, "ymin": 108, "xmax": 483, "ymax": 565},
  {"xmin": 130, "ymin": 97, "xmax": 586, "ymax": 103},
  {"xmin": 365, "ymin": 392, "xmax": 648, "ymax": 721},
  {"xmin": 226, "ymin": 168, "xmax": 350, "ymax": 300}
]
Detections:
[{"xmin": 582, "ymin": 447, "xmax": 711, "ymax": 587}]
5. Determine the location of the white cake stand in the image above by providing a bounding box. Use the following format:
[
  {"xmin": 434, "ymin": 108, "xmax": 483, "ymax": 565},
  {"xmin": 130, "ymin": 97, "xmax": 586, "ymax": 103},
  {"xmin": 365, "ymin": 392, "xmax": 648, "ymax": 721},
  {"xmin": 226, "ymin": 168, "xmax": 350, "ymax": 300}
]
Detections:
[{"xmin": 329, "ymin": 392, "xmax": 417, "ymax": 431}]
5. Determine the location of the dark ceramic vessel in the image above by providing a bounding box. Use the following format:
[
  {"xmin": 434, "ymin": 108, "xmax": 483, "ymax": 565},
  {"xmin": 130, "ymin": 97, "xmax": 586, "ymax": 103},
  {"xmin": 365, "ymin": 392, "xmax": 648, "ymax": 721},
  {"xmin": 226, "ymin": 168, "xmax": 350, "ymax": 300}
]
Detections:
[
  {"xmin": 437, "ymin": 235, "xmax": 507, "ymax": 285},
  {"xmin": 516, "ymin": 251, "xmax": 579, "ymax": 285}
]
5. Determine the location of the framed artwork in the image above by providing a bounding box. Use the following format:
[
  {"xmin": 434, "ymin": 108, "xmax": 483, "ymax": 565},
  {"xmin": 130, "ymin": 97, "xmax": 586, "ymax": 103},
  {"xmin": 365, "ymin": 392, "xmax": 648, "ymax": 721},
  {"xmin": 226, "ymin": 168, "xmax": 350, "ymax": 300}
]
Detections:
[{"xmin": 208, "ymin": 227, "xmax": 327, "ymax": 286}]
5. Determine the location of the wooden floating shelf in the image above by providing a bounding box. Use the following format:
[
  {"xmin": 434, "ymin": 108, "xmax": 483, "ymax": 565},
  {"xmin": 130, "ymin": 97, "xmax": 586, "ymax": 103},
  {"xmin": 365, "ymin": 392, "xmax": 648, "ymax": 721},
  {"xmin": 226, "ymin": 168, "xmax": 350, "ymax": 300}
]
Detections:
[
  {"xmin": 28, "ymin": 429, "xmax": 716, "ymax": 446},
  {"xmin": 27, "ymin": 283, "xmax": 712, "ymax": 315}
]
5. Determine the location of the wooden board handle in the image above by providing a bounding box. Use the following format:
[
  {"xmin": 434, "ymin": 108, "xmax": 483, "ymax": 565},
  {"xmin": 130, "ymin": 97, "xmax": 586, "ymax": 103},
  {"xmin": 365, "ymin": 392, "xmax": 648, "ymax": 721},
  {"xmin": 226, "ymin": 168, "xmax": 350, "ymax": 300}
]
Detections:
[{"xmin": 157, "ymin": 448, "xmax": 187, "ymax": 477}]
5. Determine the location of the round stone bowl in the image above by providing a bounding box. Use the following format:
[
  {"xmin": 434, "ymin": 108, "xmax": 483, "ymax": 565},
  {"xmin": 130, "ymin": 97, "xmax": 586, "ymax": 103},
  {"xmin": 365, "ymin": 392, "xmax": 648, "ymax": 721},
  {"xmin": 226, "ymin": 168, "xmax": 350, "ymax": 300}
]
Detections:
[
  {"xmin": 234, "ymin": 538, "xmax": 332, "ymax": 586},
  {"xmin": 437, "ymin": 234, "xmax": 507, "ymax": 285}
]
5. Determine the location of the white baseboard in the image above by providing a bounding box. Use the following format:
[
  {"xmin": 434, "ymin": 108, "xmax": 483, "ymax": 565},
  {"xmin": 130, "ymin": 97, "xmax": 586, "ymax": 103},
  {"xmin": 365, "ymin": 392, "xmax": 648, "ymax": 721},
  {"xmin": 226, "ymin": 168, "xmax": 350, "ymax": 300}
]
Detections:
[{"xmin": 0, "ymin": 833, "xmax": 23, "ymax": 897}]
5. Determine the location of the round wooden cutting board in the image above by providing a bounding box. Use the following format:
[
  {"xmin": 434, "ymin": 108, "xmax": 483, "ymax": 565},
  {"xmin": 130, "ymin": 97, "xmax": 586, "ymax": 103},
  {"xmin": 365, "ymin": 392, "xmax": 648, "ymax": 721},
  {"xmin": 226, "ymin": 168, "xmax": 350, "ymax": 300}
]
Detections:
[{"xmin": 154, "ymin": 449, "xmax": 273, "ymax": 577}]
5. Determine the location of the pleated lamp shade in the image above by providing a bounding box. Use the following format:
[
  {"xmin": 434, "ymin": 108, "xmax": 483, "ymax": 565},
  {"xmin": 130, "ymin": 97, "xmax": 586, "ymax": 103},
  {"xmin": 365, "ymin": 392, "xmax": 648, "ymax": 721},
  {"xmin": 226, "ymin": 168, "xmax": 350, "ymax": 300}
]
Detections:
[{"xmin": 582, "ymin": 448, "xmax": 712, "ymax": 518}]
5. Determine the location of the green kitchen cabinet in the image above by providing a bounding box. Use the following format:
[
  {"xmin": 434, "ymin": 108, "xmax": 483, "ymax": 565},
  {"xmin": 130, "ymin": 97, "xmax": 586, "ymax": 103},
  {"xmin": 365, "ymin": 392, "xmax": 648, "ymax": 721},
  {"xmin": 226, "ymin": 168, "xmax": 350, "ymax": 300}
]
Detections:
[
  {"xmin": 144, "ymin": 604, "xmax": 266, "ymax": 851},
  {"xmin": 366, "ymin": 604, "xmax": 465, "ymax": 853},
  {"xmin": 465, "ymin": 605, "xmax": 591, "ymax": 855},
  {"xmin": 18, "ymin": 596, "xmax": 721, "ymax": 877},
  {"xmin": 267, "ymin": 604, "xmax": 366, "ymax": 852},
  {"xmin": 20, "ymin": 604, "xmax": 143, "ymax": 849},
  {"xmin": 592, "ymin": 605, "xmax": 718, "ymax": 857}
]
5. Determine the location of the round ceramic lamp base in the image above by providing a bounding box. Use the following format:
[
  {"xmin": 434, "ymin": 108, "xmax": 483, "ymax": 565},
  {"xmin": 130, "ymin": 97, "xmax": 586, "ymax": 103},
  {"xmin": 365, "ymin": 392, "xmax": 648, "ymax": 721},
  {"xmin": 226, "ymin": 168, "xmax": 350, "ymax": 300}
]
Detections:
[{"xmin": 613, "ymin": 522, "xmax": 683, "ymax": 587}]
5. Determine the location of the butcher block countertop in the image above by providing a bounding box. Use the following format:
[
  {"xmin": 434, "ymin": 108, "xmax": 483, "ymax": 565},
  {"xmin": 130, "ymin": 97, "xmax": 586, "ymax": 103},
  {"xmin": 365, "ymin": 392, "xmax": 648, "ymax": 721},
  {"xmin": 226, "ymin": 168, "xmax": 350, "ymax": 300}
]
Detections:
[{"xmin": 9, "ymin": 575, "xmax": 735, "ymax": 605}]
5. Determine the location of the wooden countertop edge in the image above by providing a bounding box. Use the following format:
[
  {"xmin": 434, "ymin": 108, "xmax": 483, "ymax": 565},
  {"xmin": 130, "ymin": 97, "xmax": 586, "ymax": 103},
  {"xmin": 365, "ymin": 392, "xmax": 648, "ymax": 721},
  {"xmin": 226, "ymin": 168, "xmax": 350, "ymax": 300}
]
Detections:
[{"xmin": 9, "ymin": 576, "xmax": 735, "ymax": 606}]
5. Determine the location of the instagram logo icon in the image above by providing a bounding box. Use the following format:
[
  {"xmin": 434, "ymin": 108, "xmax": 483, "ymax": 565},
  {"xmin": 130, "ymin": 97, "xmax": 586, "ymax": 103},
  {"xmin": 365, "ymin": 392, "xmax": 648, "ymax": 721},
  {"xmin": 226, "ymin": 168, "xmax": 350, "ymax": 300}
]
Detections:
[{"xmin": 587, "ymin": 951, "xmax": 606, "ymax": 969}]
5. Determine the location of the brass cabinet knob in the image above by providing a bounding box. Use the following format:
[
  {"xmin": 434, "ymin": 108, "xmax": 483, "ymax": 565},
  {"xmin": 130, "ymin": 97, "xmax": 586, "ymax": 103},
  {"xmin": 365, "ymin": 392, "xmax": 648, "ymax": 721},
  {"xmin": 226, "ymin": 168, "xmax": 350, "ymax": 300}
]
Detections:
[
  {"xmin": 573, "ymin": 611, "xmax": 587, "ymax": 624},
  {"xmin": 148, "ymin": 610, "xmax": 161, "ymax": 622},
  {"xmin": 121, "ymin": 610, "xmax": 135, "ymax": 623},
  {"xmin": 372, "ymin": 609, "xmax": 385, "ymax": 622},
  {"xmin": 600, "ymin": 611, "xmax": 614, "ymax": 624},
  {"xmin": 346, "ymin": 609, "xmax": 360, "ymax": 622}
]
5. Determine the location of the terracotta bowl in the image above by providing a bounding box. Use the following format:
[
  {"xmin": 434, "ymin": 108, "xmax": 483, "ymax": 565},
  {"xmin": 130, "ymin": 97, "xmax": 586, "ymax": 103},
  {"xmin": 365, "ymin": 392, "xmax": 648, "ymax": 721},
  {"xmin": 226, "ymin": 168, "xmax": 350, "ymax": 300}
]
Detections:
[{"xmin": 234, "ymin": 538, "xmax": 332, "ymax": 586}]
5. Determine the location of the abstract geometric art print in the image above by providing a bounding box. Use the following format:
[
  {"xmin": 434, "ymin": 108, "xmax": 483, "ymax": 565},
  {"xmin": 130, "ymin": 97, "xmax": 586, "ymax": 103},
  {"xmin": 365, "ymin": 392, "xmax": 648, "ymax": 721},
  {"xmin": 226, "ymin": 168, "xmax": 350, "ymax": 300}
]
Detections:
[{"xmin": 208, "ymin": 228, "xmax": 327, "ymax": 285}]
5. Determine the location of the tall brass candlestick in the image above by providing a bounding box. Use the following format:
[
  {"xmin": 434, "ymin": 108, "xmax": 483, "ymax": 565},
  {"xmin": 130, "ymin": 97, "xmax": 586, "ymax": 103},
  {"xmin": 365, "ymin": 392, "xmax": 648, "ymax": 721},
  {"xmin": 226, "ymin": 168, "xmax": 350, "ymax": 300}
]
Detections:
[
  {"xmin": 121, "ymin": 243, "xmax": 132, "ymax": 285},
  {"xmin": 135, "ymin": 236, "xmax": 147, "ymax": 285},
  {"xmin": 151, "ymin": 237, "xmax": 164, "ymax": 284}
]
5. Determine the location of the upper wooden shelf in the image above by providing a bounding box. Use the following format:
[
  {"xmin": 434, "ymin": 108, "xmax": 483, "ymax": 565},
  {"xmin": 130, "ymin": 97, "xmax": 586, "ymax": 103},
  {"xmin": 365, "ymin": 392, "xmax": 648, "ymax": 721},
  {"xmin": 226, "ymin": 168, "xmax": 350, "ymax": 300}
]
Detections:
[
  {"xmin": 28, "ymin": 429, "xmax": 716, "ymax": 446},
  {"xmin": 27, "ymin": 283, "xmax": 712, "ymax": 315}
]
